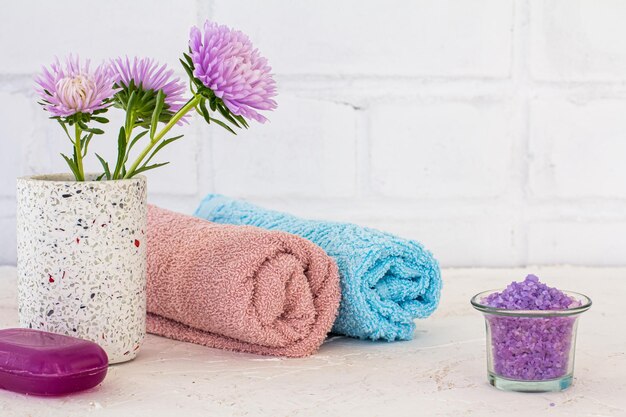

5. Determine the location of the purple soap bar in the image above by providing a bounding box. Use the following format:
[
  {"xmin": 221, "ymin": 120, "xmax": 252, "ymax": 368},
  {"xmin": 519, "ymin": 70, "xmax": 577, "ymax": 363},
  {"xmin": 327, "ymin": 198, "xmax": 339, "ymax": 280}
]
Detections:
[{"xmin": 0, "ymin": 328, "xmax": 108, "ymax": 396}]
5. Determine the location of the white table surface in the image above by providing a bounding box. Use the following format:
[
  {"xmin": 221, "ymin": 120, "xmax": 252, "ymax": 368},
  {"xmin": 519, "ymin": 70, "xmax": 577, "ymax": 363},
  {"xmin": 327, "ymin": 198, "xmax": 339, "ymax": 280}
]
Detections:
[{"xmin": 0, "ymin": 265, "xmax": 624, "ymax": 417}]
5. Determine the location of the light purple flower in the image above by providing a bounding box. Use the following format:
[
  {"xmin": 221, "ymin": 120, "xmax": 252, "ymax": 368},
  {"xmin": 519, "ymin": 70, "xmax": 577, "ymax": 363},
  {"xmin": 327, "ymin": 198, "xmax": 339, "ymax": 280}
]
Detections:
[
  {"xmin": 35, "ymin": 55, "xmax": 117, "ymax": 118},
  {"xmin": 111, "ymin": 56, "xmax": 187, "ymax": 117},
  {"xmin": 189, "ymin": 21, "xmax": 277, "ymax": 123}
]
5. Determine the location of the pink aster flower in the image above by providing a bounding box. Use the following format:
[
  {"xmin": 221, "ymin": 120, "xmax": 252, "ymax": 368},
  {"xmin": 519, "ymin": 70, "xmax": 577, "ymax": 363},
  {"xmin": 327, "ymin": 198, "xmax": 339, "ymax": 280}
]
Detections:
[
  {"xmin": 189, "ymin": 21, "xmax": 277, "ymax": 123},
  {"xmin": 111, "ymin": 56, "xmax": 187, "ymax": 117},
  {"xmin": 35, "ymin": 55, "xmax": 117, "ymax": 118}
]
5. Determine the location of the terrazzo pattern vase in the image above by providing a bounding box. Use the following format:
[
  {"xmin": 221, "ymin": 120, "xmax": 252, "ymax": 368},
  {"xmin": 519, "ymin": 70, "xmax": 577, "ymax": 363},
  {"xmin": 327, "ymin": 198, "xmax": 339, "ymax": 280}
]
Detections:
[{"xmin": 16, "ymin": 174, "xmax": 147, "ymax": 364}]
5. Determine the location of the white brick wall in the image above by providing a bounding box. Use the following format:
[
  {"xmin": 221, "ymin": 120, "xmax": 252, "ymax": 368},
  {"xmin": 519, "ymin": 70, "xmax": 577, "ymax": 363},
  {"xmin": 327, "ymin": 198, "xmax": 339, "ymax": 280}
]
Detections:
[
  {"xmin": 0, "ymin": 0, "xmax": 624, "ymax": 266},
  {"xmin": 370, "ymin": 100, "xmax": 514, "ymax": 198},
  {"xmin": 211, "ymin": 96, "xmax": 358, "ymax": 197},
  {"xmin": 530, "ymin": 0, "xmax": 626, "ymax": 81},
  {"xmin": 529, "ymin": 98, "xmax": 626, "ymax": 198},
  {"xmin": 211, "ymin": 0, "xmax": 514, "ymax": 77}
]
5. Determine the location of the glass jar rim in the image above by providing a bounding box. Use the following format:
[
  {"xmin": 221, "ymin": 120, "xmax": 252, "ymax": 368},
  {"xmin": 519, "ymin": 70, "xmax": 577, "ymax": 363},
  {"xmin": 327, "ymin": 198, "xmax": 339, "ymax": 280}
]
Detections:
[{"xmin": 470, "ymin": 289, "xmax": 592, "ymax": 317}]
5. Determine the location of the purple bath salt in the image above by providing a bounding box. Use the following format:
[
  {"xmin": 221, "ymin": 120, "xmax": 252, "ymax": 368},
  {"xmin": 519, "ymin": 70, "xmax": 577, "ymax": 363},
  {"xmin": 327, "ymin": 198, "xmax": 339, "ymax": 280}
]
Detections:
[
  {"xmin": 483, "ymin": 275, "xmax": 580, "ymax": 381},
  {"xmin": 484, "ymin": 275, "xmax": 579, "ymax": 311}
]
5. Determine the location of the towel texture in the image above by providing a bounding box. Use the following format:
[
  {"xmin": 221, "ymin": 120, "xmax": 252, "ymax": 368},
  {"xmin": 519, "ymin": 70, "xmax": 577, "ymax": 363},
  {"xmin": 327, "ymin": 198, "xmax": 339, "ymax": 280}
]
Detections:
[
  {"xmin": 195, "ymin": 195, "xmax": 442, "ymax": 341},
  {"xmin": 146, "ymin": 205, "xmax": 341, "ymax": 357}
]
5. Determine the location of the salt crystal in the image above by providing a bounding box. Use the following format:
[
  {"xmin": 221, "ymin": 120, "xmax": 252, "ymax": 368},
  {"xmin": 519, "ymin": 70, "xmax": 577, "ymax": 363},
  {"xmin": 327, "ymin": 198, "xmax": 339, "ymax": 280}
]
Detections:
[{"xmin": 482, "ymin": 275, "xmax": 577, "ymax": 381}]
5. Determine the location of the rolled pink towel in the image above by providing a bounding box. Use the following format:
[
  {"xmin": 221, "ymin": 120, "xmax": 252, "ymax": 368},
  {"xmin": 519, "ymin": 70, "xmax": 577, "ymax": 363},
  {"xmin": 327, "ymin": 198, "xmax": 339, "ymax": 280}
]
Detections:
[{"xmin": 146, "ymin": 205, "xmax": 341, "ymax": 357}]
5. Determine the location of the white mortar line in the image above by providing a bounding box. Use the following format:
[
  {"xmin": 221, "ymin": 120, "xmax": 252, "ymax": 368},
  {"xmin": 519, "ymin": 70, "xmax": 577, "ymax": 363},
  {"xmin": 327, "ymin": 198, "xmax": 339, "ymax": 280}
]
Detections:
[{"xmin": 510, "ymin": 0, "xmax": 532, "ymax": 265}]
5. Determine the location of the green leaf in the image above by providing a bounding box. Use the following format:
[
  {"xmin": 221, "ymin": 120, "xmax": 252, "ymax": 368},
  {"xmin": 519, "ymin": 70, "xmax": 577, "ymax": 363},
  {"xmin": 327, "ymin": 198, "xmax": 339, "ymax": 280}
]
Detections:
[
  {"xmin": 198, "ymin": 98, "xmax": 211, "ymax": 125},
  {"xmin": 112, "ymin": 127, "xmax": 127, "ymax": 180},
  {"xmin": 122, "ymin": 130, "xmax": 149, "ymax": 169},
  {"xmin": 196, "ymin": 98, "xmax": 236, "ymax": 134},
  {"xmin": 128, "ymin": 130, "xmax": 149, "ymax": 154},
  {"xmin": 130, "ymin": 161, "xmax": 170, "ymax": 176},
  {"xmin": 144, "ymin": 135, "xmax": 183, "ymax": 167},
  {"xmin": 234, "ymin": 114, "xmax": 249, "ymax": 129},
  {"xmin": 95, "ymin": 153, "xmax": 111, "ymax": 180},
  {"xmin": 183, "ymin": 52, "xmax": 194, "ymax": 68},
  {"xmin": 209, "ymin": 117, "xmax": 237, "ymax": 135},
  {"xmin": 92, "ymin": 116, "xmax": 109, "ymax": 124},
  {"xmin": 150, "ymin": 90, "xmax": 165, "ymax": 139},
  {"xmin": 208, "ymin": 95, "xmax": 217, "ymax": 111},
  {"xmin": 57, "ymin": 120, "xmax": 73, "ymax": 142},
  {"xmin": 216, "ymin": 102, "xmax": 241, "ymax": 128},
  {"xmin": 81, "ymin": 133, "xmax": 94, "ymax": 157},
  {"xmin": 125, "ymin": 91, "xmax": 137, "ymax": 131},
  {"xmin": 60, "ymin": 153, "xmax": 81, "ymax": 180},
  {"xmin": 180, "ymin": 58, "xmax": 196, "ymax": 81},
  {"xmin": 84, "ymin": 127, "xmax": 104, "ymax": 135}
]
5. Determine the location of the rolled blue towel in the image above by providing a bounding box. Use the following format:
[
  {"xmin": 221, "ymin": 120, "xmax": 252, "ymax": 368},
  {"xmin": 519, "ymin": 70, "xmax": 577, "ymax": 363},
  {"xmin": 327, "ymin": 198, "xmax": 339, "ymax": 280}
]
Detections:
[{"xmin": 195, "ymin": 195, "xmax": 442, "ymax": 341}]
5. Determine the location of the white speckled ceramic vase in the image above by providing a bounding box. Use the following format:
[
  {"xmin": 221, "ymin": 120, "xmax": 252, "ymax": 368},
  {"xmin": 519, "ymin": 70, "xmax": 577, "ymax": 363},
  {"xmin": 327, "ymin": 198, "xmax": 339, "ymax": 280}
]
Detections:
[{"xmin": 16, "ymin": 173, "xmax": 147, "ymax": 364}]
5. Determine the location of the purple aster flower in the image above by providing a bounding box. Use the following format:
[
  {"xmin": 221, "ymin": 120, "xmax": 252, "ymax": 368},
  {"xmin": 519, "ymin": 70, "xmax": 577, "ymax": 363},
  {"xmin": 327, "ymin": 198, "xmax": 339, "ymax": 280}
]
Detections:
[
  {"xmin": 35, "ymin": 55, "xmax": 117, "ymax": 118},
  {"xmin": 111, "ymin": 57, "xmax": 187, "ymax": 119},
  {"xmin": 189, "ymin": 21, "xmax": 277, "ymax": 123}
]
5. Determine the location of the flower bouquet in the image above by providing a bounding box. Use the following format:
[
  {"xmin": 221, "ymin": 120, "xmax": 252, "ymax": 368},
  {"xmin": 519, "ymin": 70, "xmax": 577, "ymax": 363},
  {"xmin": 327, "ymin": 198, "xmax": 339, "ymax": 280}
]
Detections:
[{"xmin": 16, "ymin": 21, "xmax": 276, "ymax": 363}]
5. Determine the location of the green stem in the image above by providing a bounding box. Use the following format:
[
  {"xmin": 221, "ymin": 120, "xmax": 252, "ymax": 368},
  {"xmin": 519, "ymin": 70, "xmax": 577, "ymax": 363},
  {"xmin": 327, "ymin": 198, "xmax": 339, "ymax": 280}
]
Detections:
[
  {"xmin": 74, "ymin": 122, "xmax": 84, "ymax": 181},
  {"xmin": 124, "ymin": 94, "xmax": 201, "ymax": 179}
]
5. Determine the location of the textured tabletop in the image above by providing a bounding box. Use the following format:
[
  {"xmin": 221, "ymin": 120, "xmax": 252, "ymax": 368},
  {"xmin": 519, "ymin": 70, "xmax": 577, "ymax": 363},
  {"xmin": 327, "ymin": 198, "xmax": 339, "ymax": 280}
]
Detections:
[{"xmin": 0, "ymin": 266, "xmax": 624, "ymax": 417}]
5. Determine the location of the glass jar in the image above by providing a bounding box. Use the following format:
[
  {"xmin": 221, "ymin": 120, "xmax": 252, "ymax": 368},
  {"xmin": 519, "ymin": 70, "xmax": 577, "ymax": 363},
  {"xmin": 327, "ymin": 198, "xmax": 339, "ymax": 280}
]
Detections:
[{"xmin": 471, "ymin": 290, "xmax": 591, "ymax": 392}]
